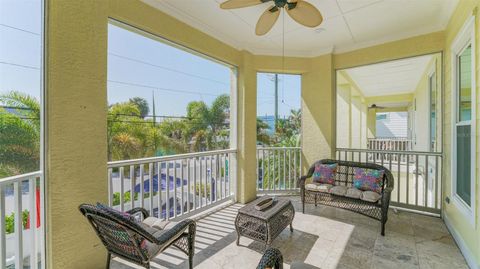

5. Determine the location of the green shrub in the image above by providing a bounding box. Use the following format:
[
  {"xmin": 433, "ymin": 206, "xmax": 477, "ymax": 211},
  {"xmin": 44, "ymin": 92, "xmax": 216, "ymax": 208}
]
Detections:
[{"xmin": 5, "ymin": 210, "xmax": 29, "ymax": 234}]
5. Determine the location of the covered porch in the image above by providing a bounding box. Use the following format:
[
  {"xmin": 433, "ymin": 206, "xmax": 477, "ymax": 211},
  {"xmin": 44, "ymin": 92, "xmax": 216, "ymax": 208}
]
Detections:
[{"xmin": 1, "ymin": 0, "xmax": 480, "ymax": 269}]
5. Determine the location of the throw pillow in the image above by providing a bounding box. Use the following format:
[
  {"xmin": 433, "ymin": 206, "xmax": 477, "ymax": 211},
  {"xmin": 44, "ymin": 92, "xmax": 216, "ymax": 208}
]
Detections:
[
  {"xmin": 312, "ymin": 163, "xmax": 337, "ymax": 185},
  {"xmin": 353, "ymin": 168, "xmax": 384, "ymax": 193}
]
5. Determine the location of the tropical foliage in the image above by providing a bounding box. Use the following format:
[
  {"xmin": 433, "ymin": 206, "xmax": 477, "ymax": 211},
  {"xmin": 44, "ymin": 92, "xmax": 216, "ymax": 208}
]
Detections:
[
  {"xmin": 107, "ymin": 94, "xmax": 231, "ymax": 161},
  {"xmin": 0, "ymin": 91, "xmax": 40, "ymax": 177},
  {"xmin": 0, "ymin": 90, "xmax": 231, "ymax": 177},
  {"xmin": 257, "ymin": 109, "xmax": 302, "ymax": 189}
]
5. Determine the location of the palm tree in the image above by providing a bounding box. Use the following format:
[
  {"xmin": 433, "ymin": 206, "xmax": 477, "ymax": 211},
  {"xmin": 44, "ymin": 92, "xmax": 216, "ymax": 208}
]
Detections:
[
  {"xmin": 107, "ymin": 101, "xmax": 187, "ymax": 161},
  {"xmin": 129, "ymin": 97, "xmax": 149, "ymax": 118},
  {"xmin": 0, "ymin": 91, "xmax": 40, "ymax": 177},
  {"xmin": 185, "ymin": 94, "xmax": 230, "ymax": 151},
  {"xmin": 256, "ymin": 118, "xmax": 272, "ymax": 145}
]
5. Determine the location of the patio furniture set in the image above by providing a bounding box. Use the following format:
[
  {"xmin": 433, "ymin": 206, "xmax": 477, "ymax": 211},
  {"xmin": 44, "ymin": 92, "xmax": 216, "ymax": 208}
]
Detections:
[{"xmin": 79, "ymin": 159, "xmax": 393, "ymax": 268}]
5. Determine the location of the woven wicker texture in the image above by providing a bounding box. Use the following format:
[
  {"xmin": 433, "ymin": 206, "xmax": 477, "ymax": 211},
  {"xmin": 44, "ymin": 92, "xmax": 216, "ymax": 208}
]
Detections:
[
  {"xmin": 298, "ymin": 159, "xmax": 394, "ymax": 235},
  {"xmin": 257, "ymin": 248, "xmax": 283, "ymax": 269},
  {"xmin": 79, "ymin": 204, "xmax": 196, "ymax": 269},
  {"xmin": 235, "ymin": 197, "xmax": 295, "ymax": 249}
]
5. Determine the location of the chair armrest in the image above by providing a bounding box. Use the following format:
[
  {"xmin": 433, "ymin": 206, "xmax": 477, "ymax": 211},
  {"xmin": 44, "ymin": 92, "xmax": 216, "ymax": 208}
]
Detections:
[
  {"xmin": 153, "ymin": 219, "xmax": 196, "ymax": 246},
  {"xmin": 297, "ymin": 175, "xmax": 310, "ymax": 188},
  {"xmin": 257, "ymin": 248, "xmax": 283, "ymax": 269},
  {"xmin": 126, "ymin": 207, "xmax": 149, "ymax": 220}
]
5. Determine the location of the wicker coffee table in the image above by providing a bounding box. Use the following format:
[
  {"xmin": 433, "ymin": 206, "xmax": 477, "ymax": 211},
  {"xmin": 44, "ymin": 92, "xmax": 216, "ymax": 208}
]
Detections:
[{"xmin": 235, "ymin": 196, "xmax": 295, "ymax": 249}]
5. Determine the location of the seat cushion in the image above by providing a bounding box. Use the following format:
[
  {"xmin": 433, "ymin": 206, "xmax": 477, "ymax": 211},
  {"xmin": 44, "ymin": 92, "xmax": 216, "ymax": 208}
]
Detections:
[
  {"xmin": 329, "ymin": 185, "xmax": 347, "ymax": 196},
  {"xmin": 305, "ymin": 183, "xmax": 333, "ymax": 193},
  {"xmin": 143, "ymin": 217, "xmax": 171, "ymax": 230},
  {"xmin": 353, "ymin": 168, "xmax": 385, "ymax": 193},
  {"xmin": 312, "ymin": 163, "xmax": 337, "ymax": 185},
  {"xmin": 345, "ymin": 188, "xmax": 362, "ymax": 199},
  {"xmin": 305, "ymin": 183, "xmax": 320, "ymax": 191},
  {"xmin": 361, "ymin": 191, "xmax": 382, "ymax": 203}
]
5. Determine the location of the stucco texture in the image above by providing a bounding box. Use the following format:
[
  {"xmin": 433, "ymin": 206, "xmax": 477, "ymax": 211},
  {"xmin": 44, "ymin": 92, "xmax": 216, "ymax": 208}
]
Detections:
[{"xmin": 44, "ymin": 0, "xmax": 479, "ymax": 268}]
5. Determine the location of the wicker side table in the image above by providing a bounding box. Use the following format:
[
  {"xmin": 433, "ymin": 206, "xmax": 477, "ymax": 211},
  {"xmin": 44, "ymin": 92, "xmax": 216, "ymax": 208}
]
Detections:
[{"xmin": 235, "ymin": 196, "xmax": 295, "ymax": 249}]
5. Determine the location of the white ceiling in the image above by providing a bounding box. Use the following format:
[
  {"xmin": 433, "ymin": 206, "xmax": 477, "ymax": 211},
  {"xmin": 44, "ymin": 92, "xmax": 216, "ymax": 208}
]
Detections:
[
  {"xmin": 141, "ymin": 0, "xmax": 458, "ymax": 57},
  {"xmin": 345, "ymin": 54, "xmax": 433, "ymax": 97}
]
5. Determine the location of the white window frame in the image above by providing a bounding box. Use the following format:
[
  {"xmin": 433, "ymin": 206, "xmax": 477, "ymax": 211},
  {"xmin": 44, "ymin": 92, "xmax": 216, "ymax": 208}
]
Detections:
[
  {"xmin": 450, "ymin": 16, "xmax": 476, "ymax": 225},
  {"xmin": 427, "ymin": 63, "xmax": 437, "ymax": 152}
]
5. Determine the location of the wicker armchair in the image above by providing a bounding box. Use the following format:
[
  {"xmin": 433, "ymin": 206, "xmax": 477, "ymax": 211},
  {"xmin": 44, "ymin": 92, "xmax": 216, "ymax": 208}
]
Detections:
[
  {"xmin": 298, "ymin": 159, "xmax": 394, "ymax": 235},
  {"xmin": 79, "ymin": 204, "xmax": 196, "ymax": 269},
  {"xmin": 257, "ymin": 248, "xmax": 283, "ymax": 269}
]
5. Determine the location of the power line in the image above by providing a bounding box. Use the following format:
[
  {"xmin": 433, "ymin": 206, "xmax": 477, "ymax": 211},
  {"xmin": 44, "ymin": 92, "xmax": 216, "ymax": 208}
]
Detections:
[
  {"xmin": 108, "ymin": 52, "xmax": 229, "ymax": 86},
  {"xmin": 0, "ymin": 23, "xmax": 40, "ymax": 36},
  {"xmin": 109, "ymin": 113, "xmax": 188, "ymax": 119},
  {"xmin": 0, "ymin": 61, "xmax": 40, "ymax": 70},
  {"xmin": 0, "ymin": 60, "xmax": 227, "ymax": 98},
  {"xmin": 107, "ymin": 79, "xmax": 223, "ymax": 97}
]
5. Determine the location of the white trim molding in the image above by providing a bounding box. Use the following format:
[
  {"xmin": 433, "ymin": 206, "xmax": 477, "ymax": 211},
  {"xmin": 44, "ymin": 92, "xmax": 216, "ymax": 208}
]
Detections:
[
  {"xmin": 449, "ymin": 15, "xmax": 476, "ymax": 226},
  {"xmin": 443, "ymin": 213, "xmax": 480, "ymax": 269}
]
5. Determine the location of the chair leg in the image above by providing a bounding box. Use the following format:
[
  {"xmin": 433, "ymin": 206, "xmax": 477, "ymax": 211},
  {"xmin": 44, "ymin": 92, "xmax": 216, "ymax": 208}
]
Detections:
[
  {"xmin": 106, "ymin": 253, "xmax": 111, "ymax": 269},
  {"xmin": 381, "ymin": 221, "xmax": 385, "ymax": 236}
]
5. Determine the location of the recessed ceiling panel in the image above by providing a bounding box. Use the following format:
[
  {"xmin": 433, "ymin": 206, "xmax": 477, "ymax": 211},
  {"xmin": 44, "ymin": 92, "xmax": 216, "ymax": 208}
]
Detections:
[
  {"xmin": 141, "ymin": 0, "xmax": 457, "ymax": 56},
  {"xmin": 345, "ymin": 55, "xmax": 434, "ymax": 97}
]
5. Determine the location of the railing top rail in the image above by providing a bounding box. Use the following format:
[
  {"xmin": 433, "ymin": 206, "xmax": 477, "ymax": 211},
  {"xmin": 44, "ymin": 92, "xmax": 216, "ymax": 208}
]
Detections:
[
  {"xmin": 336, "ymin": 148, "xmax": 442, "ymax": 157},
  {"xmin": 0, "ymin": 171, "xmax": 42, "ymax": 185},
  {"xmin": 256, "ymin": 146, "xmax": 301, "ymax": 150},
  {"xmin": 368, "ymin": 137, "xmax": 411, "ymax": 141},
  {"xmin": 108, "ymin": 148, "xmax": 237, "ymax": 168}
]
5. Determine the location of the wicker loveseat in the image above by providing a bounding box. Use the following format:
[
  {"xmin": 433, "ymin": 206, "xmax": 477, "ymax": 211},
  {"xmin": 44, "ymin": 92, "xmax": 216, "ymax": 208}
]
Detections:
[{"xmin": 298, "ymin": 159, "xmax": 394, "ymax": 235}]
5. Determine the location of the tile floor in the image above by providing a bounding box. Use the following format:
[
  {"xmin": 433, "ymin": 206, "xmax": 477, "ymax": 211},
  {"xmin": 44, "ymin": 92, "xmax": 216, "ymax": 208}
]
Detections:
[{"xmin": 112, "ymin": 196, "xmax": 468, "ymax": 269}]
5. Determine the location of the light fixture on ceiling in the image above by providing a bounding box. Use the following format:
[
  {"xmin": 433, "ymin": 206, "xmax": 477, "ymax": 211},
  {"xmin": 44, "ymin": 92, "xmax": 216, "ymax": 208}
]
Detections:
[
  {"xmin": 220, "ymin": 0, "xmax": 323, "ymax": 36},
  {"xmin": 368, "ymin": 104, "xmax": 386, "ymax": 110}
]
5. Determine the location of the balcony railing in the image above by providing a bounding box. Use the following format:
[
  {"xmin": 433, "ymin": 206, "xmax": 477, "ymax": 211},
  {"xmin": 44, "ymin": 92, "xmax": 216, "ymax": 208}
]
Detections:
[
  {"xmin": 0, "ymin": 171, "xmax": 44, "ymax": 269},
  {"xmin": 368, "ymin": 137, "xmax": 413, "ymax": 151},
  {"xmin": 336, "ymin": 148, "xmax": 442, "ymax": 214},
  {"xmin": 256, "ymin": 147, "xmax": 302, "ymax": 193},
  {"xmin": 107, "ymin": 149, "xmax": 236, "ymax": 220}
]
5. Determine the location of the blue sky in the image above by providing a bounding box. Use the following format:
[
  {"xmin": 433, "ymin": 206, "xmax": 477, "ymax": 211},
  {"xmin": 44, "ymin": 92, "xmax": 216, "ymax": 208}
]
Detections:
[{"xmin": 1, "ymin": 0, "xmax": 300, "ymax": 118}]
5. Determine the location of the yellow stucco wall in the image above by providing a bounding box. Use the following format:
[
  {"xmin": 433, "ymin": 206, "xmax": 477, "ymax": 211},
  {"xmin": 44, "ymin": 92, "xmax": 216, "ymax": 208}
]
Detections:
[
  {"xmin": 301, "ymin": 54, "xmax": 335, "ymax": 172},
  {"xmin": 46, "ymin": 0, "xmax": 109, "ymax": 268},
  {"xmin": 443, "ymin": 0, "xmax": 480, "ymax": 267},
  {"xmin": 334, "ymin": 31, "xmax": 445, "ymax": 70},
  {"xmin": 44, "ymin": 0, "xmax": 480, "ymax": 267}
]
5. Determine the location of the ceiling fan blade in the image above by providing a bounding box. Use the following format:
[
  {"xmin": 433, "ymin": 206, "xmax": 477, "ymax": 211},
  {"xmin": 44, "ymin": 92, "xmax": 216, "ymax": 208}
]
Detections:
[
  {"xmin": 220, "ymin": 0, "xmax": 267, "ymax": 9},
  {"xmin": 255, "ymin": 6, "xmax": 280, "ymax": 36},
  {"xmin": 286, "ymin": 0, "xmax": 323, "ymax": 27}
]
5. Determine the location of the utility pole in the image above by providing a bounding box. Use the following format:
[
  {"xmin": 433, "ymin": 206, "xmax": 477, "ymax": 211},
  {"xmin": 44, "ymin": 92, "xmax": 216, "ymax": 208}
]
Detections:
[
  {"xmin": 274, "ymin": 73, "xmax": 279, "ymax": 130},
  {"xmin": 152, "ymin": 91, "xmax": 157, "ymax": 155}
]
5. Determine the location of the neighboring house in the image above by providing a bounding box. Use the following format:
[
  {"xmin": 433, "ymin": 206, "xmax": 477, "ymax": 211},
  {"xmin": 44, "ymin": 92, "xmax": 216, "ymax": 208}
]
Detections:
[{"xmin": 375, "ymin": 112, "xmax": 408, "ymax": 138}]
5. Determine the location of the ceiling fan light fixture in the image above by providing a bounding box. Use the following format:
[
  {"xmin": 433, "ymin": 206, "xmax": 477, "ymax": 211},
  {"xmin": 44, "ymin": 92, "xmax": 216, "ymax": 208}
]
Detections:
[{"xmin": 220, "ymin": 0, "xmax": 323, "ymax": 35}]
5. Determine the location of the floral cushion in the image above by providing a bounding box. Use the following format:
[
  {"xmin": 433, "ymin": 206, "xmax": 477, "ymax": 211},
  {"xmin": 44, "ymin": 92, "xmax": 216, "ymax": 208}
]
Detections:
[
  {"xmin": 312, "ymin": 163, "xmax": 337, "ymax": 185},
  {"xmin": 353, "ymin": 168, "xmax": 384, "ymax": 193}
]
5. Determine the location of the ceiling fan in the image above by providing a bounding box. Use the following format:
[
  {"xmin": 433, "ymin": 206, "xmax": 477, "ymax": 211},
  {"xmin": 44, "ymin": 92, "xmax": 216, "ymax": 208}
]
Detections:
[
  {"xmin": 220, "ymin": 0, "xmax": 323, "ymax": 36},
  {"xmin": 368, "ymin": 104, "xmax": 386, "ymax": 110}
]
